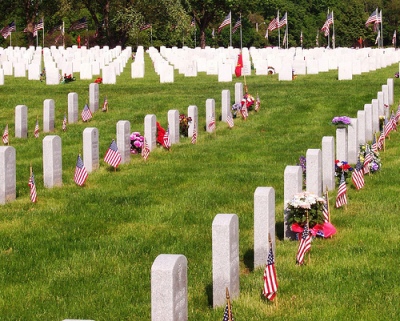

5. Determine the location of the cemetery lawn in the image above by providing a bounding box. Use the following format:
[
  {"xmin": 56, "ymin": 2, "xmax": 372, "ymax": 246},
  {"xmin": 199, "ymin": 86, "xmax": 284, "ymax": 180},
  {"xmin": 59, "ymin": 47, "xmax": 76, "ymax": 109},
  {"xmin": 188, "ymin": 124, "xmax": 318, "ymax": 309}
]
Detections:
[{"xmin": 0, "ymin": 54, "xmax": 400, "ymax": 321}]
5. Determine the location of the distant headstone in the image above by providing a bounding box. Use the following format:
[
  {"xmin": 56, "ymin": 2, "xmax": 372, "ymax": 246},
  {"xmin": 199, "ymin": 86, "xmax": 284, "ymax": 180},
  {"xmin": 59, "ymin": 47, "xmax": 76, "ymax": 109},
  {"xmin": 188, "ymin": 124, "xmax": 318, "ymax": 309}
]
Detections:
[
  {"xmin": 278, "ymin": 60, "xmax": 293, "ymax": 81},
  {"xmin": 167, "ymin": 110, "xmax": 179, "ymax": 144},
  {"xmin": 89, "ymin": 83, "xmax": 99, "ymax": 113},
  {"xmin": 28, "ymin": 64, "xmax": 40, "ymax": 80},
  {"xmin": 218, "ymin": 63, "xmax": 232, "ymax": 82},
  {"xmin": 221, "ymin": 89, "xmax": 231, "ymax": 123},
  {"xmin": 13, "ymin": 62, "xmax": 25, "ymax": 77},
  {"xmin": 322, "ymin": 136, "xmax": 335, "ymax": 191},
  {"xmin": 144, "ymin": 114, "xmax": 157, "ymax": 151},
  {"xmin": 83, "ymin": 127, "xmax": 99, "ymax": 173},
  {"xmin": 151, "ymin": 254, "xmax": 188, "ymax": 321},
  {"xmin": 338, "ymin": 61, "xmax": 352, "ymax": 80},
  {"xmin": 347, "ymin": 118, "xmax": 358, "ymax": 164},
  {"xmin": 371, "ymin": 99, "xmax": 379, "ymax": 134},
  {"xmin": 46, "ymin": 67, "xmax": 60, "ymax": 85},
  {"xmin": 15, "ymin": 105, "xmax": 28, "ymax": 138},
  {"xmin": 234, "ymin": 83, "xmax": 243, "ymax": 104},
  {"xmin": 80, "ymin": 62, "xmax": 92, "ymax": 80},
  {"xmin": 43, "ymin": 135, "xmax": 62, "ymax": 188},
  {"xmin": 364, "ymin": 104, "xmax": 373, "ymax": 142},
  {"xmin": 43, "ymin": 99, "xmax": 55, "ymax": 133},
  {"xmin": 206, "ymin": 99, "xmax": 216, "ymax": 133},
  {"xmin": 212, "ymin": 214, "xmax": 239, "ymax": 307},
  {"xmin": 382, "ymin": 84, "xmax": 389, "ymax": 118},
  {"xmin": 254, "ymin": 187, "xmax": 275, "ymax": 269},
  {"xmin": 336, "ymin": 127, "xmax": 348, "ymax": 161},
  {"xmin": 357, "ymin": 110, "xmax": 366, "ymax": 146},
  {"xmin": 131, "ymin": 61, "xmax": 144, "ymax": 78},
  {"xmin": 68, "ymin": 92, "xmax": 78, "ymax": 124},
  {"xmin": 377, "ymin": 91, "xmax": 384, "ymax": 116},
  {"xmin": 117, "ymin": 120, "xmax": 131, "ymax": 164},
  {"xmin": 284, "ymin": 166, "xmax": 303, "ymax": 240},
  {"xmin": 160, "ymin": 64, "xmax": 174, "ymax": 83},
  {"xmin": 0, "ymin": 146, "xmax": 16, "ymax": 204},
  {"xmin": 102, "ymin": 65, "xmax": 116, "ymax": 84},
  {"xmin": 188, "ymin": 105, "xmax": 198, "ymax": 139},
  {"xmin": 306, "ymin": 149, "xmax": 322, "ymax": 196},
  {"xmin": 387, "ymin": 78, "xmax": 394, "ymax": 106}
]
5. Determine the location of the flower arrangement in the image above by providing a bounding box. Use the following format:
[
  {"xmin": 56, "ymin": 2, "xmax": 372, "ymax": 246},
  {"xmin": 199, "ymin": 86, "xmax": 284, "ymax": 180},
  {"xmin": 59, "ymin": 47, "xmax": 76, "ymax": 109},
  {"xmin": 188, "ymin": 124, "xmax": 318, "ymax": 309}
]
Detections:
[
  {"xmin": 332, "ymin": 116, "xmax": 351, "ymax": 126},
  {"xmin": 94, "ymin": 77, "xmax": 102, "ymax": 84},
  {"xmin": 241, "ymin": 92, "xmax": 255, "ymax": 110},
  {"xmin": 359, "ymin": 144, "xmax": 381, "ymax": 172},
  {"xmin": 231, "ymin": 103, "xmax": 242, "ymax": 118},
  {"xmin": 130, "ymin": 131, "xmax": 144, "ymax": 154},
  {"xmin": 62, "ymin": 73, "xmax": 76, "ymax": 84},
  {"xmin": 335, "ymin": 160, "xmax": 353, "ymax": 181},
  {"xmin": 286, "ymin": 192, "xmax": 325, "ymax": 228},
  {"xmin": 179, "ymin": 114, "xmax": 192, "ymax": 137}
]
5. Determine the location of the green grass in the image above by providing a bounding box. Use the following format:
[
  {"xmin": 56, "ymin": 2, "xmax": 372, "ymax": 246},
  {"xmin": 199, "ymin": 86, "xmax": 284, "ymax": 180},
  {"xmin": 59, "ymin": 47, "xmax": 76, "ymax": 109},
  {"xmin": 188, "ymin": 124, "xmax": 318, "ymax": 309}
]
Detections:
[{"xmin": 0, "ymin": 52, "xmax": 399, "ymax": 320}]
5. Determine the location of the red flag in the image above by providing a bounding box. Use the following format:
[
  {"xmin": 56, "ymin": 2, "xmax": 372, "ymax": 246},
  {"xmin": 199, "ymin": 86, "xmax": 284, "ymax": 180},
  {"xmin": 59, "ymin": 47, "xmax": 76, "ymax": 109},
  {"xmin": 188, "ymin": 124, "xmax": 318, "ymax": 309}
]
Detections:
[{"xmin": 235, "ymin": 53, "xmax": 243, "ymax": 77}]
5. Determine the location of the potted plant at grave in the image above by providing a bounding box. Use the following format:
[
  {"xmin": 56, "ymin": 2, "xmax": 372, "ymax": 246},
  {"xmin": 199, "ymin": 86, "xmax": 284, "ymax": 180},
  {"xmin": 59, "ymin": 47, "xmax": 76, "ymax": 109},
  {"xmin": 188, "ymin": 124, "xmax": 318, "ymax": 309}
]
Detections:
[
  {"xmin": 130, "ymin": 131, "xmax": 144, "ymax": 154},
  {"xmin": 287, "ymin": 192, "xmax": 336, "ymax": 238},
  {"xmin": 332, "ymin": 116, "xmax": 351, "ymax": 128},
  {"xmin": 179, "ymin": 114, "xmax": 192, "ymax": 137},
  {"xmin": 335, "ymin": 160, "xmax": 353, "ymax": 184}
]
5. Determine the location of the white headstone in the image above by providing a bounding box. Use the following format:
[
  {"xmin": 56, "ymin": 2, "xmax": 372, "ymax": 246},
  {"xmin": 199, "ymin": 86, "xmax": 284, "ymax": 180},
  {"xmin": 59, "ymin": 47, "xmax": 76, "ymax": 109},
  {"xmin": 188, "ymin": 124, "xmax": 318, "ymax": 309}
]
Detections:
[
  {"xmin": 43, "ymin": 99, "xmax": 55, "ymax": 133},
  {"xmin": 234, "ymin": 83, "xmax": 243, "ymax": 104},
  {"xmin": 68, "ymin": 92, "xmax": 79, "ymax": 124},
  {"xmin": 0, "ymin": 146, "xmax": 16, "ymax": 204},
  {"xmin": 254, "ymin": 187, "xmax": 275, "ymax": 269},
  {"xmin": 218, "ymin": 63, "xmax": 232, "ymax": 82},
  {"xmin": 212, "ymin": 214, "xmax": 239, "ymax": 307},
  {"xmin": 15, "ymin": 105, "xmax": 28, "ymax": 138},
  {"xmin": 306, "ymin": 149, "xmax": 322, "ymax": 196},
  {"xmin": 347, "ymin": 118, "xmax": 358, "ymax": 164},
  {"xmin": 322, "ymin": 136, "xmax": 335, "ymax": 191},
  {"xmin": 336, "ymin": 127, "xmax": 348, "ymax": 161},
  {"xmin": 43, "ymin": 135, "xmax": 62, "ymax": 188},
  {"xmin": 167, "ymin": 110, "xmax": 179, "ymax": 144},
  {"xmin": 80, "ymin": 62, "xmax": 92, "ymax": 79},
  {"xmin": 371, "ymin": 99, "xmax": 379, "ymax": 134},
  {"xmin": 338, "ymin": 61, "xmax": 352, "ymax": 80},
  {"xmin": 387, "ymin": 78, "xmax": 394, "ymax": 106},
  {"xmin": 284, "ymin": 166, "xmax": 303, "ymax": 240},
  {"xmin": 188, "ymin": 105, "xmax": 198, "ymax": 139},
  {"xmin": 206, "ymin": 99, "xmax": 216, "ymax": 133},
  {"xmin": 221, "ymin": 90, "xmax": 231, "ymax": 123},
  {"xmin": 83, "ymin": 127, "xmax": 99, "ymax": 173},
  {"xmin": 364, "ymin": 104, "xmax": 373, "ymax": 142},
  {"xmin": 89, "ymin": 83, "xmax": 99, "ymax": 113},
  {"xmin": 46, "ymin": 67, "xmax": 60, "ymax": 85},
  {"xmin": 357, "ymin": 110, "xmax": 366, "ymax": 146},
  {"xmin": 151, "ymin": 254, "xmax": 188, "ymax": 321},
  {"xmin": 117, "ymin": 120, "xmax": 131, "ymax": 164},
  {"xmin": 102, "ymin": 65, "xmax": 116, "ymax": 84},
  {"xmin": 144, "ymin": 114, "xmax": 157, "ymax": 151}
]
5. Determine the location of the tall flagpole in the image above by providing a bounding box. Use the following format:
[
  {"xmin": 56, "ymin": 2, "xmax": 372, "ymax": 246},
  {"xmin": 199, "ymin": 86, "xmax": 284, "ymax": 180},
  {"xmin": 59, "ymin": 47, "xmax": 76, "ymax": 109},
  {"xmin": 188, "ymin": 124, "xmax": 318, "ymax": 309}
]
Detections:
[
  {"xmin": 286, "ymin": 13, "xmax": 288, "ymax": 49},
  {"xmin": 239, "ymin": 13, "xmax": 242, "ymax": 49},
  {"xmin": 277, "ymin": 10, "xmax": 280, "ymax": 48},
  {"xmin": 229, "ymin": 11, "xmax": 232, "ymax": 47},
  {"xmin": 380, "ymin": 9, "xmax": 383, "ymax": 48},
  {"xmin": 62, "ymin": 21, "xmax": 65, "ymax": 48},
  {"xmin": 332, "ymin": 11, "xmax": 335, "ymax": 49},
  {"xmin": 327, "ymin": 8, "xmax": 330, "ymax": 48}
]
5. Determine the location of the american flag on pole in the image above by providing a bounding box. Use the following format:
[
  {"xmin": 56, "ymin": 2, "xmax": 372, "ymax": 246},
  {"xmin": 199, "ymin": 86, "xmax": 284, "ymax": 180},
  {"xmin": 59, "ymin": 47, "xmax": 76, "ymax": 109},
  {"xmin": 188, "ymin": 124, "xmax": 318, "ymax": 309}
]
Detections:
[
  {"xmin": 226, "ymin": 115, "xmax": 234, "ymax": 128},
  {"xmin": 208, "ymin": 117, "xmax": 216, "ymax": 131},
  {"xmin": 141, "ymin": 137, "xmax": 150, "ymax": 160},
  {"xmin": 296, "ymin": 223, "xmax": 312, "ymax": 265},
  {"xmin": 81, "ymin": 103, "xmax": 92, "ymax": 122},
  {"xmin": 335, "ymin": 173, "xmax": 347, "ymax": 208},
  {"xmin": 62, "ymin": 114, "xmax": 67, "ymax": 131},
  {"xmin": 232, "ymin": 18, "xmax": 241, "ymax": 34},
  {"xmin": 267, "ymin": 17, "xmax": 278, "ymax": 31},
  {"xmin": 69, "ymin": 17, "xmax": 87, "ymax": 31},
  {"xmin": 366, "ymin": 9, "xmax": 379, "ymax": 26},
  {"xmin": 191, "ymin": 122, "xmax": 197, "ymax": 144},
  {"xmin": 352, "ymin": 158, "xmax": 365, "ymax": 190},
  {"xmin": 323, "ymin": 194, "xmax": 330, "ymax": 222},
  {"xmin": 28, "ymin": 170, "xmax": 37, "ymax": 203},
  {"xmin": 34, "ymin": 119, "xmax": 39, "ymax": 138},
  {"xmin": 2, "ymin": 124, "xmax": 8, "ymax": 144},
  {"xmin": 278, "ymin": 12, "xmax": 287, "ymax": 28},
  {"xmin": 163, "ymin": 127, "xmax": 171, "ymax": 149},
  {"xmin": 262, "ymin": 245, "xmax": 278, "ymax": 301},
  {"xmin": 140, "ymin": 23, "xmax": 152, "ymax": 31},
  {"xmin": 222, "ymin": 301, "xmax": 234, "ymax": 321},
  {"xmin": 74, "ymin": 154, "xmax": 88, "ymax": 186},
  {"xmin": 321, "ymin": 12, "xmax": 333, "ymax": 36},
  {"xmin": 1, "ymin": 21, "xmax": 15, "ymax": 39},
  {"xmin": 104, "ymin": 140, "xmax": 122, "ymax": 168},
  {"xmin": 218, "ymin": 12, "xmax": 231, "ymax": 33},
  {"xmin": 254, "ymin": 94, "xmax": 260, "ymax": 112}
]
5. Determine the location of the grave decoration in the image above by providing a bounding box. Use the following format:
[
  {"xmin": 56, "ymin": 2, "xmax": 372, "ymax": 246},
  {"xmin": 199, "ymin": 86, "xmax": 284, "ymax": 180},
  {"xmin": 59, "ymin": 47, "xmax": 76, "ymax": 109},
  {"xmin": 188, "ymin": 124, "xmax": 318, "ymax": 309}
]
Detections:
[
  {"xmin": 359, "ymin": 144, "xmax": 381, "ymax": 173},
  {"xmin": 130, "ymin": 131, "xmax": 144, "ymax": 154},
  {"xmin": 179, "ymin": 114, "xmax": 192, "ymax": 137},
  {"xmin": 332, "ymin": 116, "xmax": 351, "ymax": 127},
  {"xmin": 335, "ymin": 160, "xmax": 353, "ymax": 184},
  {"xmin": 287, "ymin": 192, "xmax": 336, "ymax": 238},
  {"xmin": 156, "ymin": 122, "xmax": 169, "ymax": 149},
  {"xmin": 40, "ymin": 68, "xmax": 46, "ymax": 82},
  {"xmin": 94, "ymin": 77, "xmax": 103, "ymax": 84},
  {"xmin": 61, "ymin": 73, "xmax": 76, "ymax": 84}
]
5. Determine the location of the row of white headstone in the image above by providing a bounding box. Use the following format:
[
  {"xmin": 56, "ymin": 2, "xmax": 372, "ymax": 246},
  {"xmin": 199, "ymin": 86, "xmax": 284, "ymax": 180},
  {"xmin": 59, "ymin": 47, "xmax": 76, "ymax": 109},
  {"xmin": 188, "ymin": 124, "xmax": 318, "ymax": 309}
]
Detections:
[{"xmin": 0, "ymin": 45, "xmax": 133, "ymax": 85}]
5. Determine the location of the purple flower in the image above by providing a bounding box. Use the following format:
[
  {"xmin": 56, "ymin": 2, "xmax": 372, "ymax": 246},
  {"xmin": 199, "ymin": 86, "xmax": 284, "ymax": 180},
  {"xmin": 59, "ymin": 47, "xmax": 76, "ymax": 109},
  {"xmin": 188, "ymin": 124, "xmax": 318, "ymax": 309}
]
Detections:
[
  {"xmin": 332, "ymin": 116, "xmax": 351, "ymax": 125},
  {"xmin": 134, "ymin": 141, "xmax": 142, "ymax": 148}
]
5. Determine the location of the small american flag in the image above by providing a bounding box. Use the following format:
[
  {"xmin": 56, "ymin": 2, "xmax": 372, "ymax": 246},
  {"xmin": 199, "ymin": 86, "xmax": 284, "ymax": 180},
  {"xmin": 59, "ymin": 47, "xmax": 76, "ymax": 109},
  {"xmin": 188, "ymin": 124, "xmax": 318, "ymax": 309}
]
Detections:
[
  {"xmin": 208, "ymin": 117, "xmax": 216, "ymax": 131},
  {"xmin": 222, "ymin": 302, "xmax": 234, "ymax": 321},
  {"xmin": 322, "ymin": 194, "xmax": 330, "ymax": 222},
  {"xmin": 104, "ymin": 140, "xmax": 122, "ymax": 168},
  {"xmin": 2, "ymin": 124, "xmax": 8, "ymax": 144},
  {"xmin": 383, "ymin": 117, "xmax": 393, "ymax": 137},
  {"xmin": 363, "ymin": 146, "xmax": 372, "ymax": 174},
  {"xmin": 254, "ymin": 94, "xmax": 260, "ymax": 112},
  {"xmin": 74, "ymin": 154, "xmax": 88, "ymax": 186},
  {"xmin": 191, "ymin": 122, "xmax": 197, "ymax": 144},
  {"xmin": 62, "ymin": 114, "xmax": 67, "ymax": 131},
  {"xmin": 335, "ymin": 173, "xmax": 347, "ymax": 208},
  {"xmin": 296, "ymin": 223, "xmax": 312, "ymax": 265},
  {"xmin": 81, "ymin": 103, "xmax": 92, "ymax": 122},
  {"xmin": 141, "ymin": 137, "xmax": 150, "ymax": 160},
  {"xmin": 28, "ymin": 171, "xmax": 37, "ymax": 203},
  {"xmin": 226, "ymin": 115, "xmax": 234, "ymax": 128},
  {"xmin": 102, "ymin": 97, "xmax": 108, "ymax": 112},
  {"xmin": 377, "ymin": 130, "xmax": 385, "ymax": 150},
  {"xmin": 163, "ymin": 128, "xmax": 171, "ymax": 149},
  {"xmin": 34, "ymin": 119, "xmax": 39, "ymax": 138},
  {"xmin": 371, "ymin": 135, "xmax": 378, "ymax": 153},
  {"xmin": 232, "ymin": 19, "xmax": 241, "ymax": 34},
  {"xmin": 352, "ymin": 158, "xmax": 365, "ymax": 190},
  {"xmin": 263, "ymin": 245, "xmax": 278, "ymax": 301},
  {"xmin": 240, "ymin": 104, "xmax": 248, "ymax": 120}
]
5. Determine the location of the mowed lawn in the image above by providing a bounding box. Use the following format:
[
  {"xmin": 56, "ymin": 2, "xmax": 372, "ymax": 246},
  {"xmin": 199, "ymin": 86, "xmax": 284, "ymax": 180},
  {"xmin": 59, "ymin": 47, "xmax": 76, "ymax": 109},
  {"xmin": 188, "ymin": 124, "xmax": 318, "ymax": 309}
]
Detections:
[{"xmin": 0, "ymin": 50, "xmax": 399, "ymax": 320}]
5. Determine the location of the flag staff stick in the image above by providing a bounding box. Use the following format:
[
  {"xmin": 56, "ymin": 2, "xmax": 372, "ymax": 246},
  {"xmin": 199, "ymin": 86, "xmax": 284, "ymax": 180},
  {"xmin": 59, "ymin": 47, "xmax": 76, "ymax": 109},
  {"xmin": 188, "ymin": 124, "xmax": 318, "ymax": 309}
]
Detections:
[
  {"xmin": 239, "ymin": 13, "xmax": 242, "ymax": 49},
  {"xmin": 277, "ymin": 10, "xmax": 280, "ymax": 49},
  {"xmin": 332, "ymin": 10, "xmax": 335, "ymax": 49},
  {"xmin": 226, "ymin": 287, "xmax": 232, "ymax": 321},
  {"xmin": 380, "ymin": 9, "xmax": 383, "ymax": 48},
  {"xmin": 268, "ymin": 233, "xmax": 278, "ymax": 307},
  {"xmin": 43, "ymin": 18, "xmax": 45, "ymax": 48},
  {"xmin": 306, "ymin": 210, "xmax": 311, "ymax": 264},
  {"xmin": 229, "ymin": 11, "xmax": 232, "ymax": 47},
  {"xmin": 325, "ymin": 186, "xmax": 331, "ymax": 223}
]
